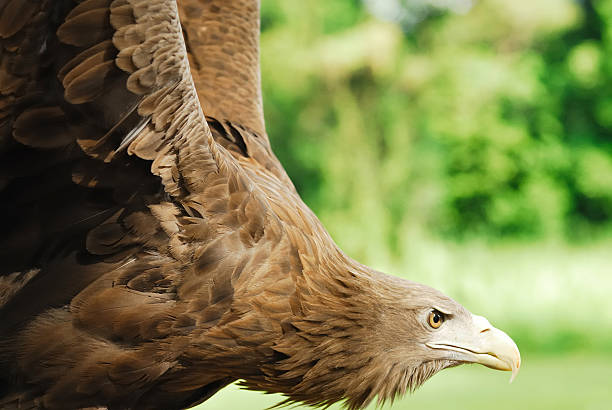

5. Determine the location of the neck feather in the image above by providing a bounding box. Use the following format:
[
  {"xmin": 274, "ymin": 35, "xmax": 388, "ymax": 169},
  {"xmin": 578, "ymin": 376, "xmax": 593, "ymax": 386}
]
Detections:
[{"xmin": 241, "ymin": 261, "xmax": 455, "ymax": 409}]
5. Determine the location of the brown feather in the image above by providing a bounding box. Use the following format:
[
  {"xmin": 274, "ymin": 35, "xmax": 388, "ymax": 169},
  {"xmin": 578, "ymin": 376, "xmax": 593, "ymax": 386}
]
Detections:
[
  {"xmin": 179, "ymin": 0, "xmax": 265, "ymax": 138},
  {"xmin": 13, "ymin": 107, "xmax": 74, "ymax": 148},
  {"xmin": 0, "ymin": 1, "xmax": 517, "ymax": 410},
  {"xmin": 57, "ymin": 6, "xmax": 112, "ymax": 48},
  {"xmin": 0, "ymin": 0, "xmax": 36, "ymax": 38}
]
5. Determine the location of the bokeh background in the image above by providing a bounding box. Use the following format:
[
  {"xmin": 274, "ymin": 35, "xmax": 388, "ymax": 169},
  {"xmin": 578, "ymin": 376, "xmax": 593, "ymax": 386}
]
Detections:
[{"xmin": 199, "ymin": 0, "xmax": 612, "ymax": 408}]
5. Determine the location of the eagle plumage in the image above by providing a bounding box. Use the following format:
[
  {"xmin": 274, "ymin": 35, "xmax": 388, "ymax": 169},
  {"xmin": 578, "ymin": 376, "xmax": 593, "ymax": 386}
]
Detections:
[{"xmin": 0, "ymin": 1, "xmax": 520, "ymax": 409}]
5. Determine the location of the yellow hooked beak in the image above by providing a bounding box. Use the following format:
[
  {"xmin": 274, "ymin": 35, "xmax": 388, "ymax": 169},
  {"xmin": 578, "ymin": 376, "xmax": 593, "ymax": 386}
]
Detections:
[{"xmin": 426, "ymin": 314, "xmax": 521, "ymax": 382}]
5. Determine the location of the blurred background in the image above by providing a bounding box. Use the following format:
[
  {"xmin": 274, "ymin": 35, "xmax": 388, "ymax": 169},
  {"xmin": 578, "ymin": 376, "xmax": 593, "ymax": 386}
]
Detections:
[{"xmin": 200, "ymin": 0, "xmax": 612, "ymax": 408}]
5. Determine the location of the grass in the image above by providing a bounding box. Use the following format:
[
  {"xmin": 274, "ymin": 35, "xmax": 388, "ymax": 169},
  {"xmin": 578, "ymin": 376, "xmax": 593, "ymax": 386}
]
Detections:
[{"xmin": 197, "ymin": 354, "xmax": 611, "ymax": 410}]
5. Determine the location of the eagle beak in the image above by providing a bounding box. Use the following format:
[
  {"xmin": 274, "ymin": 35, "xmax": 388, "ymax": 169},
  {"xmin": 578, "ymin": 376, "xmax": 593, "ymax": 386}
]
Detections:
[{"xmin": 426, "ymin": 314, "xmax": 521, "ymax": 382}]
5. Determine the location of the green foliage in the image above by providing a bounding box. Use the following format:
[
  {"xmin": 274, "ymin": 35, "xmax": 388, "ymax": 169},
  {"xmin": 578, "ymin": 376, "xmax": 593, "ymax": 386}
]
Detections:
[{"xmin": 260, "ymin": 0, "xmax": 612, "ymax": 254}]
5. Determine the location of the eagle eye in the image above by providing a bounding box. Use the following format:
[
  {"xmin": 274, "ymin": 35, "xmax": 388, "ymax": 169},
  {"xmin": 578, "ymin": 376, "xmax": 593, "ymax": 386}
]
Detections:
[{"xmin": 428, "ymin": 310, "xmax": 445, "ymax": 329}]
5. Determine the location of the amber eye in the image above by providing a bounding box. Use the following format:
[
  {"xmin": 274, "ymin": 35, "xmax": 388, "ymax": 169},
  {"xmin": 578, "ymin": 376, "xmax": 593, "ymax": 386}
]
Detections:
[{"xmin": 428, "ymin": 310, "xmax": 444, "ymax": 329}]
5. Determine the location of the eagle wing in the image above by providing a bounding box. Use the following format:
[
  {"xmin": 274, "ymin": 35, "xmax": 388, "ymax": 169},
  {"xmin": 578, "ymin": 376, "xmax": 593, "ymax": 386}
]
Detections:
[
  {"xmin": 0, "ymin": 1, "xmax": 299, "ymax": 407},
  {"xmin": 179, "ymin": 0, "xmax": 295, "ymax": 190}
]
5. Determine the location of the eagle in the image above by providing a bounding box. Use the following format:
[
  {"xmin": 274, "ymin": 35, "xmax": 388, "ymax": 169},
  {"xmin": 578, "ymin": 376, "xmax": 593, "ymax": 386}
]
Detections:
[{"xmin": 0, "ymin": 1, "xmax": 520, "ymax": 409}]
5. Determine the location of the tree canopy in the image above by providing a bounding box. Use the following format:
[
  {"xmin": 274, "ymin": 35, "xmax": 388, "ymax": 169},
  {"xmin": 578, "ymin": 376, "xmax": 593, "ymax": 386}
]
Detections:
[{"xmin": 260, "ymin": 0, "xmax": 612, "ymax": 263}]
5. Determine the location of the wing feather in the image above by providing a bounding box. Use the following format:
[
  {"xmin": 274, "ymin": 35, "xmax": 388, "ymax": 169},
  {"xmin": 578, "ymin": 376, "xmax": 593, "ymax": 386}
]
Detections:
[
  {"xmin": 0, "ymin": 1, "xmax": 319, "ymax": 407},
  {"xmin": 0, "ymin": 0, "xmax": 243, "ymax": 315},
  {"xmin": 179, "ymin": 0, "xmax": 265, "ymax": 138},
  {"xmin": 179, "ymin": 0, "xmax": 297, "ymax": 191},
  {"xmin": 0, "ymin": 1, "xmax": 269, "ymax": 405}
]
